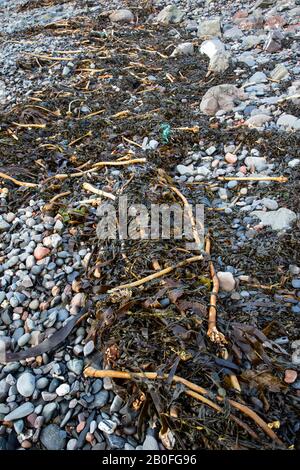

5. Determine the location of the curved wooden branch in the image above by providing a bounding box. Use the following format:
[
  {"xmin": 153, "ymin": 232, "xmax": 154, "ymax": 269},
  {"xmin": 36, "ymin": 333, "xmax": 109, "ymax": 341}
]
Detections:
[
  {"xmin": 83, "ymin": 367, "xmax": 283, "ymax": 446},
  {"xmin": 108, "ymin": 255, "xmax": 203, "ymax": 292}
]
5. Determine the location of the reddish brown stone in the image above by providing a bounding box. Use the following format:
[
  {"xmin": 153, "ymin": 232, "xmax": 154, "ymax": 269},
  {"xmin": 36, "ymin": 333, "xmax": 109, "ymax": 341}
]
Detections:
[
  {"xmin": 233, "ymin": 10, "xmax": 248, "ymax": 23},
  {"xmin": 265, "ymin": 15, "xmax": 286, "ymax": 29},
  {"xmin": 284, "ymin": 369, "xmax": 297, "ymax": 384},
  {"xmin": 21, "ymin": 440, "xmax": 32, "ymax": 449},
  {"xmin": 33, "ymin": 245, "xmax": 50, "ymax": 260}
]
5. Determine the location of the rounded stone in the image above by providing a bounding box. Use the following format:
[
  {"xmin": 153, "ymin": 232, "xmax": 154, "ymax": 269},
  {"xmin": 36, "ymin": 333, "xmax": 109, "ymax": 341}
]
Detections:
[
  {"xmin": 16, "ymin": 373, "xmax": 36, "ymax": 397},
  {"xmin": 56, "ymin": 383, "xmax": 70, "ymax": 397}
]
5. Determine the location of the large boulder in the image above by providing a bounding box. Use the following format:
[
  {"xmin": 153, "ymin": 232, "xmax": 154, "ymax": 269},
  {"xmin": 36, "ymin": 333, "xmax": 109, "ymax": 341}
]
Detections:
[{"xmin": 200, "ymin": 84, "xmax": 247, "ymax": 115}]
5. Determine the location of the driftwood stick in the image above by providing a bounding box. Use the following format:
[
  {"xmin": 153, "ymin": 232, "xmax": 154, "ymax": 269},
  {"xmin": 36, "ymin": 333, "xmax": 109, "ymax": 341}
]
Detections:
[
  {"xmin": 108, "ymin": 255, "xmax": 203, "ymax": 292},
  {"xmin": 48, "ymin": 158, "xmax": 147, "ymax": 181},
  {"xmin": 12, "ymin": 122, "xmax": 46, "ymax": 129},
  {"xmin": 49, "ymin": 191, "xmax": 71, "ymax": 203},
  {"xmin": 169, "ymin": 186, "xmax": 202, "ymax": 251},
  {"xmin": 205, "ymin": 233, "xmax": 227, "ymax": 345},
  {"xmin": 0, "ymin": 171, "xmax": 38, "ymax": 188},
  {"xmin": 82, "ymin": 182, "xmax": 115, "ymax": 201},
  {"xmin": 91, "ymin": 158, "xmax": 146, "ymax": 169},
  {"xmin": 83, "ymin": 367, "xmax": 283, "ymax": 445},
  {"xmin": 218, "ymin": 176, "xmax": 288, "ymax": 183}
]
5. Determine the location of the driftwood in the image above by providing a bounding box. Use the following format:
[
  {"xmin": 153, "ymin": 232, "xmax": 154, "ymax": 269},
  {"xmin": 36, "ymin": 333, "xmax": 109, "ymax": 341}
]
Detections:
[
  {"xmin": 108, "ymin": 255, "xmax": 203, "ymax": 292},
  {"xmin": 84, "ymin": 367, "xmax": 284, "ymax": 446}
]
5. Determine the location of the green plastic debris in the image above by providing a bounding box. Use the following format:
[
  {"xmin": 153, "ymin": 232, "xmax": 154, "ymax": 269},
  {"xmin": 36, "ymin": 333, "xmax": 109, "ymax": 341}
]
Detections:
[{"xmin": 161, "ymin": 123, "xmax": 171, "ymax": 143}]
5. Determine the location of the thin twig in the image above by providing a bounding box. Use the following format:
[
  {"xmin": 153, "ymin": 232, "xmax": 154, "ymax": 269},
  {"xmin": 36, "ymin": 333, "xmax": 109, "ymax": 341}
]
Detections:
[{"xmin": 108, "ymin": 255, "xmax": 203, "ymax": 292}]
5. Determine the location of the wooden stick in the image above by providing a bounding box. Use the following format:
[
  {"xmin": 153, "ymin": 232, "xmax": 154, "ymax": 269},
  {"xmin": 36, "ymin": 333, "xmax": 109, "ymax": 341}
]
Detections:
[
  {"xmin": 108, "ymin": 255, "xmax": 203, "ymax": 292},
  {"xmin": 205, "ymin": 233, "xmax": 227, "ymax": 344},
  {"xmin": 0, "ymin": 172, "xmax": 38, "ymax": 188},
  {"xmin": 218, "ymin": 176, "xmax": 288, "ymax": 183},
  {"xmin": 82, "ymin": 182, "xmax": 115, "ymax": 201},
  {"xmin": 47, "ymin": 158, "xmax": 146, "ymax": 181},
  {"xmin": 91, "ymin": 158, "xmax": 146, "ymax": 169},
  {"xmin": 69, "ymin": 130, "xmax": 92, "ymax": 147},
  {"xmin": 12, "ymin": 122, "xmax": 46, "ymax": 129},
  {"xmin": 49, "ymin": 191, "xmax": 71, "ymax": 203},
  {"xmin": 78, "ymin": 109, "xmax": 105, "ymax": 120},
  {"xmin": 173, "ymin": 126, "xmax": 199, "ymax": 133},
  {"xmin": 83, "ymin": 367, "xmax": 283, "ymax": 445},
  {"xmin": 169, "ymin": 186, "xmax": 202, "ymax": 251}
]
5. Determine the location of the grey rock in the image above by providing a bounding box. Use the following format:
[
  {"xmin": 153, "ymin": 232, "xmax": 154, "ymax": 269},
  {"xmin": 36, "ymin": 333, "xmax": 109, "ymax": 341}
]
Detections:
[
  {"xmin": 143, "ymin": 434, "xmax": 160, "ymax": 451},
  {"xmin": 42, "ymin": 403, "xmax": 57, "ymax": 423},
  {"xmin": 83, "ymin": 340, "xmax": 95, "ymax": 357},
  {"xmin": 251, "ymin": 208, "xmax": 297, "ymax": 231},
  {"xmin": 154, "ymin": 5, "xmax": 184, "ymax": 25},
  {"xmin": 4, "ymin": 402, "xmax": 34, "ymax": 421},
  {"xmin": 198, "ymin": 18, "xmax": 221, "ymax": 38},
  {"xmin": 261, "ymin": 198, "xmax": 278, "ymax": 211},
  {"xmin": 176, "ymin": 164, "xmax": 194, "ymax": 176},
  {"xmin": 16, "ymin": 372, "xmax": 35, "ymax": 397},
  {"xmin": 67, "ymin": 358, "xmax": 83, "ymax": 375},
  {"xmin": 67, "ymin": 438, "xmax": 77, "ymax": 450},
  {"xmin": 277, "ymin": 114, "xmax": 300, "ymax": 131},
  {"xmin": 0, "ymin": 220, "xmax": 10, "ymax": 231},
  {"xmin": 56, "ymin": 383, "xmax": 70, "ymax": 396},
  {"xmin": 91, "ymin": 379, "xmax": 103, "ymax": 394},
  {"xmin": 244, "ymin": 156, "xmax": 267, "ymax": 172},
  {"xmin": 17, "ymin": 333, "xmax": 31, "ymax": 347},
  {"xmin": 106, "ymin": 434, "xmax": 126, "ymax": 449},
  {"xmin": 40, "ymin": 424, "xmax": 66, "ymax": 450},
  {"xmin": 109, "ymin": 9, "xmax": 134, "ymax": 23},
  {"xmin": 110, "ymin": 395, "xmax": 123, "ymax": 414},
  {"xmin": 0, "ymin": 379, "xmax": 10, "ymax": 401},
  {"xmin": 91, "ymin": 390, "xmax": 109, "ymax": 409},
  {"xmin": 98, "ymin": 419, "xmax": 117, "ymax": 434},
  {"xmin": 292, "ymin": 279, "xmax": 300, "ymax": 289}
]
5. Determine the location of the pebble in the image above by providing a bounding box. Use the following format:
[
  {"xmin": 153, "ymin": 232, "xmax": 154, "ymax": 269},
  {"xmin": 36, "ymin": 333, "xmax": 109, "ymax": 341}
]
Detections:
[
  {"xmin": 143, "ymin": 434, "xmax": 160, "ymax": 451},
  {"xmin": 91, "ymin": 390, "xmax": 109, "ymax": 409},
  {"xmin": 40, "ymin": 424, "xmax": 66, "ymax": 450},
  {"xmin": 33, "ymin": 246, "xmax": 50, "ymax": 261},
  {"xmin": 98, "ymin": 419, "xmax": 117, "ymax": 434},
  {"xmin": 284, "ymin": 370, "xmax": 297, "ymax": 384},
  {"xmin": 217, "ymin": 272, "xmax": 235, "ymax": 292},
  {"xmin": 16, "ymin": 373, "xmax": 36, "ymax": 397},
  {"xmin": 4, "ymin": 403, "xmax": 34, "ymax": 421},
  {"xmin": 292, "ymin": 279, "xmax": 300, "ymax": 289},
  {"xmin": 67, "ymin": 359, "xmax": 83, "ymax": 375},
  {"xmin": 67, "ymin": 438, "xmax": 77, "ymax": 450},
  {"xmin": 42, "ymin": 403, "xmax": 57, "ymax": 423},
  {"xmin": 17, "ymin": 333, "xmax": 31, "ymax": 347},
  {"xmin": 292, "ymin": 350, "xmax": 300, "ymax": 366},
  {"xmin": 110, "ymin": 395, "xmax": 123, "ymax": 414},
  {"xmin": 83, "ymin": 340, "xmax": 95, "ymax": 357},
  {"xmin": 56, "ymin": 383, "xmax": 70, "ymax": 396},
  {"xmin": 109, "ymin": 9, "xmax": 134, "ymax": 23}
]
